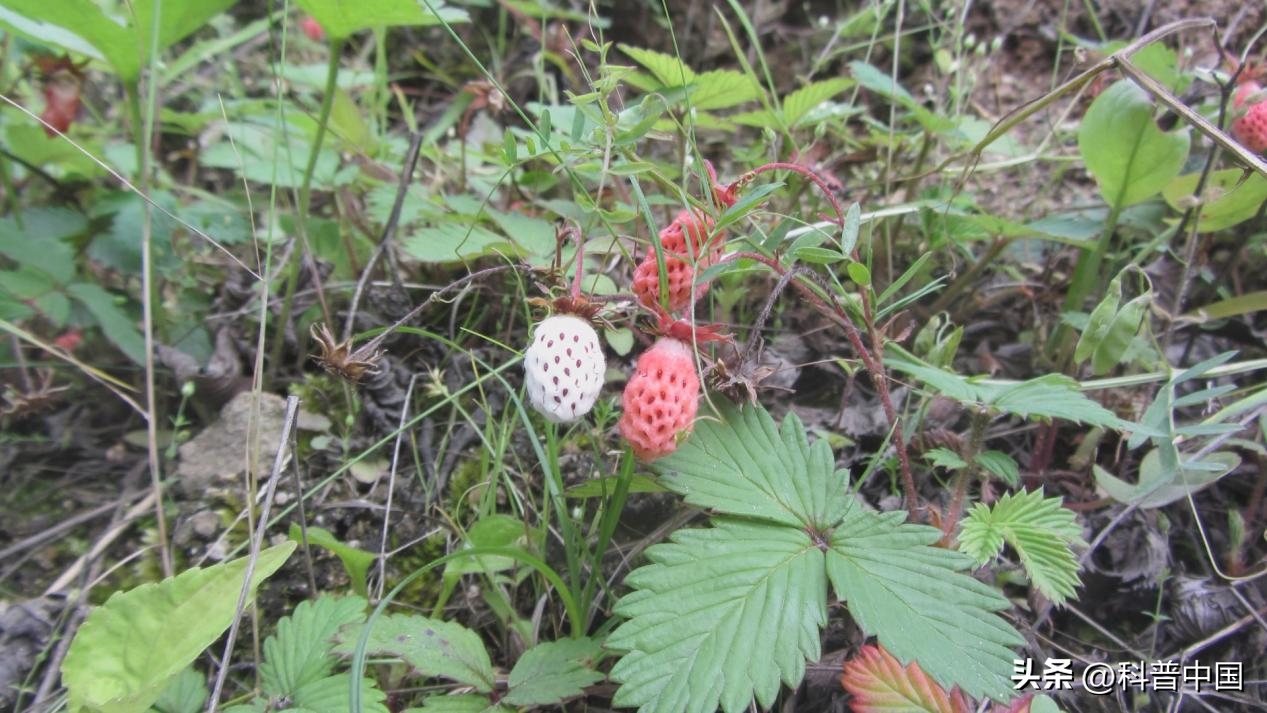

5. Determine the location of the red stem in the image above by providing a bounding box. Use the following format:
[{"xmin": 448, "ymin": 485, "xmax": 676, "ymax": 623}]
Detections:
[{"xmin": 723, "ymin": 250, "xmax": 918, "ymax": 512}]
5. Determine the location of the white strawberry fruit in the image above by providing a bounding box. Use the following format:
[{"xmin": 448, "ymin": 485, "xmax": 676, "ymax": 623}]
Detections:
[{"xmin": 524, "ymin": 314, "xmax": 606, "ymax": 423}]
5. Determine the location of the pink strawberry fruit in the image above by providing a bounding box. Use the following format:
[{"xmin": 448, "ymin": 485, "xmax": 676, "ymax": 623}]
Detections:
[
  {"xmin": 618, "ymin": 337, "xmax": 700, "ymax": 461},
  {"xmin": 1232, "ymin": 81, "xmax": 1267, "ymax": 153},
  {"xmin": 301, "ymin": 16, "xmax": 326, "ymax": 42},
  {"xmin": 523, "ymin": 314, "xmax": 606, "ymax": 423},
  {"xmin": 632, "ymin": 210, "xmax": 723, "ymax": 314}
]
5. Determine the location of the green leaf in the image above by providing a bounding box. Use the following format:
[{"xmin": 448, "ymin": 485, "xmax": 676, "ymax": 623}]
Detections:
[
  {"xmin": 66, "ymin": 283, "xmax": 146, "ymax": 365},
  {"xmin": 974, "ymin": 451, "xmax": 1019, "ymax": 486},
  {"xmin": 0, "ymin": 209, "xmax": 85, "ymax": 284},
  {"xmin": 0, "ymin": 0, "xmax": 237, "ymax": 81},
  {"xmin": 924, "ymin": 447, "xmax": 967, "ymax": 470},
  {"xmin": 782, "ymin": 78, "xmax": 853, "ymax": 125},
  {"xmin": 293, "ymin": 0, "xmax": 467, "ymax": 40},
  {"xmin": 149, "ymin": 668, "xmax": 206, "ymax": 713},
  {"xmin": 288, "ymin": 673, "xmax": 389, "ymax": 713},
  {"xmin": 826, "ymin": 508, "xmax": 1022, "ymax": 702},
  {"xmin": 608, "ymin": 520, "xmax": 827, "ymax": 713},
  {"xmin": 503, "ymin": 637, "xmax": 604, "ymax": 706},
  {"xmin": 288, "ymin": 523, "xmax": 375, "ymax": 596},
  {"xmin": 618, "ymin": 45, "xmax": 696, "ymax": 86},
  {"xmin": 655, "ymin": 403, "xmax": 851, "ymax": 530},
  {"xmin": 333, "ymin": 614, "xmax": 495, "ymax": 692},
  {"xmin": 444, "ymin": 514, "xmax": 526, "ymax": 576},
  {"xmin": 1091, "ymin": 291, "xmax": 1150, "ymax": 375},
  {"xmin": 1162, "ymin": 170, "xmax": 1267, "ymax": 233},
  {"xmin": 613, "ymin": 401, "xmax": 1022, "ymax": 711},
  {"xmin": 1094, "ymin": 449, "xmax": 1241, "ymax": 508},
  {"xmin": 404, "ymin": 694, "xmax": 508, "ymax": 713},
  {"xmin": 1077, "ymin": 80, "xmax": 1190, "ymax": 208},
  {"xmin": 1074, "ymin": 272, "xmax": 1121, "ymax": 365},
  {"xmin": 958, "ymin": 489, "xmax": 1083, "ymax": 604},
  {"xmin": 402, "ymin": 222, "xmax": 517, "ymax": 263},
  {"xmin": 688, "ymin": 69, "xmax": 760, "ymax": 110},
  {"xmin": 847, "ymin": 261, "xmax": 872, "ymax": 286},
  {"xmin": 62, "ymin": 542, "xmax": 295, "ymax": 713},
  {"xmin": 260, "ymin": 595, "xmax": 366, "ymax": 697}
]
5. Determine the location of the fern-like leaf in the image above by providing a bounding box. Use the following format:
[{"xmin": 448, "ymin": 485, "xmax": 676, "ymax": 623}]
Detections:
[
  {"xmin": 958, "ymin": 489, "xmax": 1084, "ymax": 605},
  {"xmin": 840, "ymin": 644, "xmax": 969, "ymax": 713},
  {"xmin": 611, "ymin": 401, "xmax": 1023, "ymax": 712}
]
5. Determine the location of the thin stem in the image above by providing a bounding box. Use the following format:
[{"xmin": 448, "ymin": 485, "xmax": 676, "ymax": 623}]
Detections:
[
  {"xmin": 942, "ymin": 409, "xmax": 991, "ymax": 538},
  {"xmin": 270, "ymin": 38, "xmax": 344, "ymax": 374}
]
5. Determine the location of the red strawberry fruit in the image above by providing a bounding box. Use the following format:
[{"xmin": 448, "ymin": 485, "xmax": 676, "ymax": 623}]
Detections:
[
  {"xmin": 618, "ymin": 337, "xmax": 700, "ymax": 461},
  {"xmin": 301, "ymin": 16, "xmax": 326, "ymax": 42},
  {"xmin": 1232, "ymin": 81, "xmax": 1267, "ymax": 153},
  {"xmin": 632, "ymin": 209, "xmax": 723, "ymax": 314}
]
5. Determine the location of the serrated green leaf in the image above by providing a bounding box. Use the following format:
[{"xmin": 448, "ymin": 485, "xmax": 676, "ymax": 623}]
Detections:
[
  {"xmin": 1077, "ymin": 80, "xmax": 1190, "ymax": 208},
  {"xmin": 260, "ymin": 595, "xmax": 366, "ymax": 697},
  {"xmin": 608, "ymin": 520, "xmax": 826, "ymax": 713},
  {"xmin": 289, "ymin": 672, "xmax": 388, "ymax": 713},
  {"xmin": 655, "ymin": 401, "xmax": 851, "ymax": 530},
  {"xmin": 504, "ymin": 637, "xmax": 603, "ymax": 706},
  {"xmin": 149, "ymin": 668, "xmax": 206, "ymax": 713},
  {"xmin": 62, "ymin": 542, "xmax": 295, "ymax": 713},
  {"xmin": 0, "ymin": 209, "xmax": 84, "ymax": 284},
  {"xmin": 65, "ymin": 283, "xmax": 146, "ymax": 365},
  {"xmin": 615, "ymin": 401, "xmax": 1023, "ymax": 711},
  {"xmin": 958, "ymin": 489, "xmax": 1083, "ymax": 605},
  {"xmin": 293, "ymin": 0, "xmax": 467, "ymax": 40},
  {"xmin": 688, "ymin": 69, "xmax": 760, "ymax": 110},
  {"xmin": 618, "ymin": 45, "xmax": 696, "ymax": 86},
  {"xmin": 826, "ymin": 508, "xmax": 1022, "ymax": 702},
  {"xmin": 782, "ymin": 78, "xmax": 853, "ymax": 125},
  {"xmin": 925, "ymin": 447, "xmax": 967, "ymax": 470},
  {"xmin": 974, "ymin": 451, "xmax": 1019, "ymax": 486},
  {"xmin": 333, "ymin": 614, "xmax": 495, "ymax": 692}
]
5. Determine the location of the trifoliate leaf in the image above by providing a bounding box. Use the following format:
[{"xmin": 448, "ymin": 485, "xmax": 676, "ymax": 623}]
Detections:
[
  {"xmin": 958, "ymin": 489, "xmax": 1084, "ymax": 604},
  {"xmin": 504, "ymin": 637, "xmax": 604, "ymax": 706},
  {"xmin": 62, "ymin": 542, "xmax": 295, "ymax": 713},
  {"xmin": 655, "ymin": 403, "xmax": 851, "ymax": 530},
  {"xmin": 826, "ymin": 508, "xmax": 1023, "ymax": 702},
  {"xmin": 612, "ymin": 400, "xmax": 1023, "ymax": 712},
  {"xmin": 260, "ymin": 595, "xmax": 366, "ymax": 697},
  {"xmin": 333, "ymin": 614, "xmax": 494, "ymax": 692},
  {"xmin": 840, "ymin": 644, "xmax": 969, "ymax": 713},
  {"xmin": 608, "ymin": 520, "xmax": 827, "ymax": 713}
]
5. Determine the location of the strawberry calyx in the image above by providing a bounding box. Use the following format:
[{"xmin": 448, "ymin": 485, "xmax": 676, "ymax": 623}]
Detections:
[{"xmin": 648, "ymin": 304, "xmax": 732, "ymax": 345}]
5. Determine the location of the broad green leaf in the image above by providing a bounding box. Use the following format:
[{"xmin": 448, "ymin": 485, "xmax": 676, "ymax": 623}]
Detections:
[
  {"xmin": 402, "ymin": 223, "xmax": 517, "ymax": 263},
  {"xmin": 260, "ymin": 595, "xmax": 366, "ymax": 697},
  {"xmin": 66, "ymin": 283, "xmax": 146, "ymax": 365},
  {"xmin": 0, "ymin": 0, "xmax": 236, "ymax": 81},
  {"xmin": 827, "ymin": 508, "xmax": 1023, "ymax": 702},
  {"xmin": 61, "ymin": 542, "xmax": 295, "ymax": 713},
  {"xmin": 618, "ymin": 45, "xmax": 696, "ymax": 86},
  {"xmin": 333, "ymin": 614, "xmax": 495, "ymax": 692},
  {"xmin": 782, "ymin": 78, "xmax": 853, "ymax": 125},
  {"xmin": 1094, "ymin": 449, "xmax": 1241, "ymax": 508},
  {"xmin": 288, "ymin": 523, "xmax": 375, "ymax": 596},
  {"xmin": 1091, "ymin": 291, "xmax": 1150, "ymax": 375},
  {"xmin": 958, "ymin": 489, "xmax": 1084, "ymax": 605},
  {"xmin": 503, "ymin": 638, "xmax": 604, "ymax": 706},
  {"xmin": 292, "ymin": 0, "xmax": 467, "ymax": 40},
  {"xmin": 613, "ymin": 401, "xmax": 1023, "ymax": 711},
  {"xmin": 444, "ymin": 514, "xmax": 526, "ymax": 576},
  {"xmin": 608, "ymin": 520, "xmax": 827, "ymax": 713},
  {"xmin": 1162, "ymin": 170, "xmax": 1267, "ymax": 233},
  {"xmin": 974, "ymin": 451, "xmax": 1019, "ymax": 486},
  {"xmin": 149, "ymin": 668, "xmax": 206, "ymax": 713},
  {"xmin": 1077, "ymin": 80, "xmax": 1190, "ymax": 208},
  {"xmin": 655, "ymin": 402, "xmax": 851, "ymax": 530},
  {"xmin": 0, "ymin": 209, "xmax": 85, "ymax": 284},
  {"xmin": 688, "ymin": 69, "xmax": 760, "ymax": 110},
  {"xmin": 1074, "ymin": 272, "xmax": 1121, "ymax": 365},
  {"xmin": 840, "ymin": 644, "xmax": 968, "ymax": 713}
]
